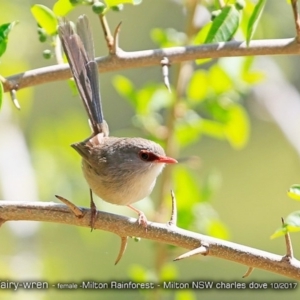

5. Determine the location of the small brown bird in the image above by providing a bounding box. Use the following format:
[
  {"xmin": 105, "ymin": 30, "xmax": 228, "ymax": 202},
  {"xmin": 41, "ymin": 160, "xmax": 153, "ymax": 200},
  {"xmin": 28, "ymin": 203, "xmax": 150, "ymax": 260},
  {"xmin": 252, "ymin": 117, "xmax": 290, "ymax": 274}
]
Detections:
[{"xmin": 59, "ymin": 15, "xmax": 177, "ymax": 228}]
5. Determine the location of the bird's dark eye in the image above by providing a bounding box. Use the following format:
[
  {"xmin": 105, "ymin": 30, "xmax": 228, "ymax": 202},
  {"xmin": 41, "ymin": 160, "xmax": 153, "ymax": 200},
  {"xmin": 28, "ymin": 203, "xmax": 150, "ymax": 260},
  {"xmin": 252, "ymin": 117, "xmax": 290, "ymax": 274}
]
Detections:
[{"xmin": 139, "ymin": 150, "xmax": 155, "ymax": 162}]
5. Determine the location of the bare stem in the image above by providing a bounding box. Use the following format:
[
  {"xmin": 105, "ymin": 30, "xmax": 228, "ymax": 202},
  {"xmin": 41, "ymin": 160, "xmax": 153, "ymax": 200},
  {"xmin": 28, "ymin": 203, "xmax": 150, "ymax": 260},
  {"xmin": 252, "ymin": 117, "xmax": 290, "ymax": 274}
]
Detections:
[{"xmin": 0, "ymin": 200, "xmax": 299, "ymax": 280}]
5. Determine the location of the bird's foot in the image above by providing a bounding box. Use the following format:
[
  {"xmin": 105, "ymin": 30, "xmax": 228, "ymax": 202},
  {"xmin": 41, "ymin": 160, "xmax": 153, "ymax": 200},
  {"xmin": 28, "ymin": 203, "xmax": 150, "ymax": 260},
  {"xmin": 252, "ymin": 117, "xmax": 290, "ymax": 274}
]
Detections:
[
  {"xmin": 127, "ymin": 205, "xmax": 148, "ymax": 230},
  {"xmin": 90, "ymin": 190, "xmax": 97, "ymax": 232},
  {"xmin": 137, "ymin": 211, "xmax": 148, "ymax": 229}
]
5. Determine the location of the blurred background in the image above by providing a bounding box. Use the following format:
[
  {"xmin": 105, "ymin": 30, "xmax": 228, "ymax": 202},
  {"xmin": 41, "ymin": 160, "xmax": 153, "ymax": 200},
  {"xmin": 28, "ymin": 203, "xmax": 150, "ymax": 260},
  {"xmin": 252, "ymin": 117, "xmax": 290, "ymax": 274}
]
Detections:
[{"xmin": 0, "ymin": 0, "xmax": 300, "ymax": 299}]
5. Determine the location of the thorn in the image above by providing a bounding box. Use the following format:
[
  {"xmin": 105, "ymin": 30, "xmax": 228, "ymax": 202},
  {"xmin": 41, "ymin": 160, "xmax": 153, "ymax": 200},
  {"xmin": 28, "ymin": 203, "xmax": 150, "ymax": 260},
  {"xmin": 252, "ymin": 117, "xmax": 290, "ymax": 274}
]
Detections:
[
  {"xmin": 174, "ymin": 244, "xmax": 209, "ymax": 261},
  {"xmin": 55, "ymin": 195, "xmax": 84, "ymax": 218},
  {"xmin": 168, "ymin": 190, "xmax": 177, "ymax": 226},
  {"xmin": 112, "ymin": 21, "xmax": 122, "ymax": 54},
  {"xmin": 291, "ymin": 0, "xmax": 300, "ymax": 43},
  {"xmin": 10, "ymin": 89, "xmax": 21, "ymax": 110},
  {"xmin": 282, "ymin": 217, "xmax": 294, "ymax": 258},
  {"xmin": 161, "ymin": 57, "xmax": 171, "ymax": 93},
  {"xmin": 115, "ymin": 236, "xmax": 128, "ymax": 265},
  {"xmin": 90, "ymin": 189, "xmax": 98, "ymax": 232},
  {"xmin": 242, "ymin": 267, "xmax": 254, "ymax": 278}
]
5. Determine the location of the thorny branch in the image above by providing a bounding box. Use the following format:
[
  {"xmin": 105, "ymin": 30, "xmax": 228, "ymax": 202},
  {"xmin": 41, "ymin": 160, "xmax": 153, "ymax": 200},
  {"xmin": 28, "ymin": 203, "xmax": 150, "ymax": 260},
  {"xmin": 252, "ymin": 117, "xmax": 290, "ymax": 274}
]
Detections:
[
  {"xmin": 0, "ymin": 201, "xmax": 299, "ymax": 281},
  {"xmin": 2, "ymin": 38, "xmax": 300, "ymax": 94}
]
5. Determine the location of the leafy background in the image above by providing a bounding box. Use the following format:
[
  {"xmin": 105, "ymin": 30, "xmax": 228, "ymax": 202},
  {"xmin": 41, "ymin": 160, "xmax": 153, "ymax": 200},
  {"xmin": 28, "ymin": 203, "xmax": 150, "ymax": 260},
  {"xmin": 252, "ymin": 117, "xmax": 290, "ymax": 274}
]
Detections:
[{"xmin": 0, "ymin": 0, "xmax": 300, "ymax": 299}]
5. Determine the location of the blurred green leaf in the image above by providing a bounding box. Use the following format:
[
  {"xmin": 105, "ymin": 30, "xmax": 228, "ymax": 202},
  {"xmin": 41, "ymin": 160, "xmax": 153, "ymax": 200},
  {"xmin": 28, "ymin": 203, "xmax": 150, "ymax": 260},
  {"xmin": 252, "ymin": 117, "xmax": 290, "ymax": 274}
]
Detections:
[
  {"xmin": 246, "ymin": 0, "xmax": 266, "ymax": 46},
  {"xmin": 175, "ymin": 111, "xmax": 203, "ymax": 147},
  {"xmin": 239, "ymin": 0, "xmax": 255, "ymax": 37},
  {"xmin": 193, "ymin": 202, "xmax": 229, "ymax": 238},
  {"xmin": 271, "ymin": 211, "xmax": 300, "ymax": 239},
  {"xmin": 286, "ymin": 211, "xmax": 300, "ymax": 227},
  {"xmin": 241, "ymin": 56, "xmax": 265, "ymax": 84},
  {"xmin": 148, "ymin": 86, "xmax": 173, "ymax": 111},
  {"xmin": 207, "ymin": 219, "xmax": 229, "ymax": 240},
  {"xmin": 105, "ymin": 0, "xmax": 142, "ymax": 7},
  {"xmin": 193, "ymin": 22, "xmax": 212, "ymax": 65},
  {"xmin": 194, "ymin": 19, "xmax": 211, "ymax": 45},
  {"xmin": 53, "ymin": 0, "xmax": 74, "ymax": 16},
  {"xmin": 287, "ymin": 184, "xmax": 300, "ymax": 201},
  {"xmin": 205, "ymin": 5, "xmax": 240, "ymax": 44},
  {"xmin": 175, "ymin": 290, "xmax": 197, "ymax": 300},
  {"xmin": 209, "ymin": 64, "xmax": 233, "ymax": 94},
  {"xmin": 187, "ymin": 70, "xmax": 208, "ymax": 102},
  {"xmin": 224, "ymin": 103, "xmax": 249, "ymax": 149},
  {"xmin": 0, "ymin": 22, "xmax": 17, "ymax": 57},
  {"xmin": 0, "ymin": 80, "xmax": 3, "ymax": 110},
  {"xmin": 160, "ymin": 264, "xmax": 178, "ymax": 281},
  {"xmin": 31, "ymin": 4, "xmax": 58, "ymax": 35},
  {"xmin": 129, "ymin": 264, "xmax": 148, "ymax": 282},
  {"xmin": 201, "ymin": 169, "xmax": 222, "ymax": 202},
  {"xmin": 174, "ymin": 165, "xmax": 202, "ymax": 228},
  {"xmin": 201, "ymin": 119, "xmax": 224, "ymax": 139},
  {"xmin": 113, "ymin": 75, "xmax": 137, "ymax": 107},
  {"xmin": 67, "ymin": 78, "xmax": 79, "ymax": 96},
  {"xmin": 151, "ymin": 27, "xmax": 186, "ymax": 47}
]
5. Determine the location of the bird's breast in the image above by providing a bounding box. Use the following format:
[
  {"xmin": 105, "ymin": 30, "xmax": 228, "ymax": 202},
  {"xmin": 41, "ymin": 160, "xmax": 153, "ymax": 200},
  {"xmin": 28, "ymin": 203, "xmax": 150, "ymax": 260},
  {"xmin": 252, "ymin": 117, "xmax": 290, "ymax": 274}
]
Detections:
[{"xmin": 81, "ymin": 159, "xmax": 164, "ymax": 205}]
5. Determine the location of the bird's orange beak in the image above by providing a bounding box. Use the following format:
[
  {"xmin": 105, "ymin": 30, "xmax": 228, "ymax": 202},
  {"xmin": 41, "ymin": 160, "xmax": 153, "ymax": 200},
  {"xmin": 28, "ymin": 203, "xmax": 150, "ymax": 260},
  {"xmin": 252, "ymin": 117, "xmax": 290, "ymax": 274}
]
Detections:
[{"xmin": 156, "ymin": 156, "xmax": 177, "ymax": 164}]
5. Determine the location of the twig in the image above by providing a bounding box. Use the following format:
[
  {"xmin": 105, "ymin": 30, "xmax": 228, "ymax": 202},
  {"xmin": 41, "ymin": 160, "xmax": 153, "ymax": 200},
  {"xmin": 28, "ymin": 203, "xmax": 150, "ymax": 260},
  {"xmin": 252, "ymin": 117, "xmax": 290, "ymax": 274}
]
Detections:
[
  {"xmin": 0, "ymin": 201, "xmax": 300, "ymax": 280},
  {"xmin": 291, "ymin": 0, "xmax": 300, "ymax": 43},
  {"xmin": 161, "ymin": 57, "xmax": 171, "ymax": 92},
  {"xmin": 282, "ymin": 217, "xmax": 294, "ymax": 259},
  {"xmin": 98, "ymin": 14, "xmax": 114, "ymax": 52},
  {"xmin": 168, "ymin": 190, "xmax": 177, "ymax": 226},
  {"xmin": 2, "ymin": 38, "xmax": 300, "ymax": 93}
]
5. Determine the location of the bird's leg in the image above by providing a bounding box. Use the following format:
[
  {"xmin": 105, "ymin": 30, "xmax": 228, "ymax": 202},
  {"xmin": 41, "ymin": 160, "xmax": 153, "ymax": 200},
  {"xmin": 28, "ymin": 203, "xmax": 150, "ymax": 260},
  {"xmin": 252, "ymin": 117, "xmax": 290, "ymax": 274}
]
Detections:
[
  {"xmin": 89, "ymin": 189, "xmax": 98, "ymax": 231},
  {"xmin": 127, "ymin": 205, "xmax": 148, "ymax": 229}
]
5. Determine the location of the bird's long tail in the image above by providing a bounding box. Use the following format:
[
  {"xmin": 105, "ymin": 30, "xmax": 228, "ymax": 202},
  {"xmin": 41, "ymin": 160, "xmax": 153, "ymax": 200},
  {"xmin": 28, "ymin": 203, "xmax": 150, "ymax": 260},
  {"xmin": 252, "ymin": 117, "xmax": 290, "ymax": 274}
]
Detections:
[{"xmin": 58, "ymin": 15, "xmax": 108, "ymax": 136}]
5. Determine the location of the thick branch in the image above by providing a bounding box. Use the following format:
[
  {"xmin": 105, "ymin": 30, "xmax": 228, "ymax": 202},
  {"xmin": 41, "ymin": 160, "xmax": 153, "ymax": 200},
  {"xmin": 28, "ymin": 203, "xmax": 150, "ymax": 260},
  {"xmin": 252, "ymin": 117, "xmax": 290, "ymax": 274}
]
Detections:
[
  {"xmin": 1, "ymin": 201, "xmax": 300, "ymax": 281},
  {"xmin": 3, "ymin": 38, "xmax": 300, "ymax": 92}
]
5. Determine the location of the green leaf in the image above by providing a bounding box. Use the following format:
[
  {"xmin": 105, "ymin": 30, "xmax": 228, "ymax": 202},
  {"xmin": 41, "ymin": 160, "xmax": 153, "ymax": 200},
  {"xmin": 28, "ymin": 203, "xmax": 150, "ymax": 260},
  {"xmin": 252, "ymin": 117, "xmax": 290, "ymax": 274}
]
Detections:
[
  {"xmin": 193, "ymin": 22, "xmax": 212, "ymax": 65},
  {"xmin": 31, "ymin": 4, "xmax": 58, "ymax": 35},
  {"xmin": 113, "ymin": 75, "xmax": 137, "ymax": 107},
  {"xmin": 286, "ymin": 211, "xmax": 300, "ymax": 227},
  {"xmin": 0, "ymin": 80, "xmax": 3, "ymax": 110},
  {"xmin": 175, "ymin": 290, "xmax": 197, "ymax": 300},
  {"xmin": 175, "ymin": 111, "xmax": 203, "ymax": 147},
  {"xmin": 209, "ymin": 64, "xmax": 233, "ymax": 94},
  {"xmin": 205, "ymin": 5, "xmax": 240, "ymax": 44},
  {"xmin": 207, "ymin": 219, "xmax": 229, "ymax": 240},
  {"xmin": 223, "ymin": 104, "xmax": 249, "ymax": 149},
  {"xmin": 160, "ymin": 264, "xmax": 178, "ymax": 281},
  {"xmin": 187, "ymin": 70, "xmax": 208, "ymax": 102},
  {"xmin": 201, "ymin": 169, "xmax": 222, "ymax": 202},
  {"xmin": 271, "ymin": 211, "xmax": 300, "ymax": 239},
  {"xmin": 173, "ymin": 165, "xmax": 202, "ymax": 228},
  {"xmin": 53, "ymin": 0, "xmax": 74, "ymax": 17},
  {"xmin": 201, "ymin": 119, "xmax": 225, "ymax": 139},
  {"xmin": 128, "ymin": 264, "xmax": 148, "ymax": 282},
  {"xmin": 288, "ymin": 184, "xmax": 300, "ymax": 201},
  {"xmin": 105, "ymin": 0, "xmax": 142, "ymax": 7},
  {"xmin": 151, "ymin": 28, "xmax": 186, "ymax": 48},
  {"xmin": 0, "ymin": 22, "xmax": 18, "ymax": 57},
  {"xmin": 246, "ymin": 0, "xmax": 266, "ymax": 46},
  {"xmin": 241, "ymin": 56, "xmax": 265, "ymax": 84}
]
